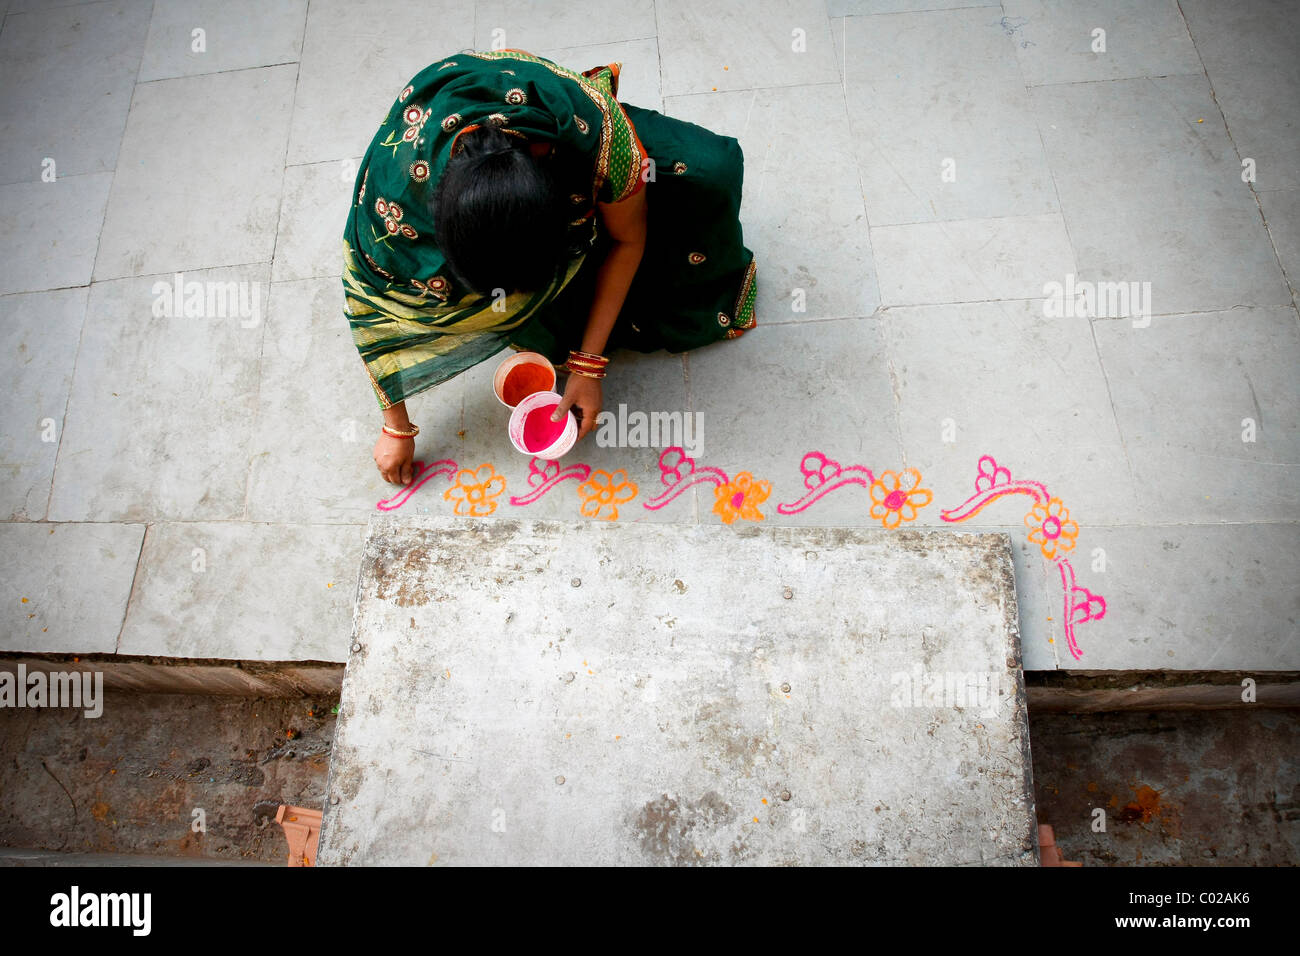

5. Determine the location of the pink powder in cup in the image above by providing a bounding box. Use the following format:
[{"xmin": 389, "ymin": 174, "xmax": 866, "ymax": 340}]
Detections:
[
  {"xmin": 522, "ymin": 403, "xmax": 566, "ymax": 452},
  {"xmin": 508, "ymin": 390, "xmax": 577, "ymax": 460}
]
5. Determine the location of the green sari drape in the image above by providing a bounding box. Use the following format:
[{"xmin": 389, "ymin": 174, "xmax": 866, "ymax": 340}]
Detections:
[{"xmin": 342, "ymin": 49, "xmax": 756, "ymax": 409}]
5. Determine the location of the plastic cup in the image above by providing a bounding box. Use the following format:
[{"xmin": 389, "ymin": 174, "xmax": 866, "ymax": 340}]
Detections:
[
  {"xmin": 494, "ymin": 351, "xmax": 557, "ymax": 408},
  {"xmin": 508, "ymin": 390, "xmax": 577, "ymax": 460}
]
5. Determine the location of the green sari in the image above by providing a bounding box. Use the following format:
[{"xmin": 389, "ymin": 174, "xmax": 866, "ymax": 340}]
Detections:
[{"xmin": 342, "ymin": 49, "xmax": 756, "ymax": 409}]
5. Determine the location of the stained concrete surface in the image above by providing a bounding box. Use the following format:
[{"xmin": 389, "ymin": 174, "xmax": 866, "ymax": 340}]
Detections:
[
  {"xmin": 0, "ymin": 692, "xmax": 336, "ymax": 864},
  {"xmin": 1030, "ymin": 709, "xmax": 1300, "ymax": 866},
  {"xmin": 319, "ymin": 516, "xmax": 1036, "ymax": 866}
]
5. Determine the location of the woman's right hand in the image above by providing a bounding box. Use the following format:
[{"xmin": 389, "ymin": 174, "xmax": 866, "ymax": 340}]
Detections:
[{"xmin": 374, "ymin": 432, "xmax": 416, "ymax": 485}]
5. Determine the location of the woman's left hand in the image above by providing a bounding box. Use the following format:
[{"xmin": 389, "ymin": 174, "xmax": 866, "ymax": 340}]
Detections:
[{"xmin": 553, "ymin": 373, "xmax": 603, "ymax": 441}]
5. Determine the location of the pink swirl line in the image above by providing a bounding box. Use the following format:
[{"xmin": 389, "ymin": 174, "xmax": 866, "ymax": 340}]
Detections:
[
  {"xmin": 940, "ymin": 480, "xmax": 1050, "ymax": 522},
  {"xmin": 509, "ymin": 464, "xmax": 591, "ymax": 506},
  {"xmin": 1056, "ymin": 558, "xmax": 1108, "ymax": 661},
  {"xmin": 643, "ymin": 466, "xmax": 728, "ymax": 510},
  {"xmin": 1057, "ymin": 560, "xmax": 1083, "ymax": 661},
  {"xmin": 376, "ymin": 459, "xmax": 457, "ymax": 511},
  {"xmin": 776, "ymin": 467, "xmax": 875, "ymax": 515}
]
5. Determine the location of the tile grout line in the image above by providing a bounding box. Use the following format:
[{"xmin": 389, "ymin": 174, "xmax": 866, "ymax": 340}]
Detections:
[
  {"xmin": 243, "ymin": 49, "xmax": 305, "ymax": 521},
  {"xmin": 136, "ymin": 60, "xmax": 302, "ymax": 85},
  {"xmin": 114, "ymin": 521, "xmax": 150, "ymax": 655},
  {"xmin": 1001, "ymin": 0, "xmax": 1139, "ymax": 503},
  {"xmin": 651, "ymin": 0, "xmax": 664, "ymax": 114},
  {"xmin": 1174, "ymin": 0, "xmax": 1300, "ymax": 322},
  {"xmin": 999, "ymin": 0, "xmax": 1069, "ymax": 671},
  {"xmin": 44, "ymin": 0, "xmax": 157, "ymax": 521}
]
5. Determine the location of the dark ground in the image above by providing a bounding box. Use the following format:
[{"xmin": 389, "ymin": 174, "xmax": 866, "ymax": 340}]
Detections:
[
  {"xmin": 0, "ymin": 693, "xmax": 336, "ymax": 864},
  {"xmin": 1029, "ymin": 709, "xmax": 1299, "ymax": 866},
  {"xmin": 1, "ymin": 692, "xmax": 1295, "ymax": 865}
]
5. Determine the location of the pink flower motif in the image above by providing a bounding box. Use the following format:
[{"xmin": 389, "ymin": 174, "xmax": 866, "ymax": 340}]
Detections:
[{"xmin": 975, "ymin": 455, "xmax": 1012, "ymax": 493}]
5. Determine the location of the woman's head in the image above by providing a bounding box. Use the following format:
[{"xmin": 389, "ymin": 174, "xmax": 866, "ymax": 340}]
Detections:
[{"xmin": 432, "ymin": 125, "xmax": 570, "ymax": 296}]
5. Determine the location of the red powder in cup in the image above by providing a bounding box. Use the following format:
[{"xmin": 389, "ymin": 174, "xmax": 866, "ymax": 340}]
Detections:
[
  {"xmin": 523, "ymin": 404, "xmax": 566, "ymax": 452},
  {"xmin": 502, "ymin": 363, "xmax": 553, "ymax": 407}
]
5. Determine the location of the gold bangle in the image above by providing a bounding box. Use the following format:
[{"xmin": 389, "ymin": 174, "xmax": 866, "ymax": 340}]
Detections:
[
  {"xmin": 566, "ymin": 366, "xmax": 606, "ymax": 380},
  {"xmin": 382, "ymin": 423, "xmax": 419, "ymax": 438}
]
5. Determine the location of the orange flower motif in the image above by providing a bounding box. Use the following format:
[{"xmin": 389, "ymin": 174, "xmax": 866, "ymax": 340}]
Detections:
[
  {"xmin": 869, "ymin": 468, "xmax": 932, "ymax": 528},
  {"xmin": 443, "ymin": 463, "xmax": 506, "ymax": 516},
  {"xmin": 577, "ymin": 469, "xmax": 638, "ymax": 521},
  {"xmin": 1025, "ymin": 497, "xmax": 1079, "ymax": 560},
  {"xmin": 713, "ymin": 472, "xmax": 771, "ymax": 524}
]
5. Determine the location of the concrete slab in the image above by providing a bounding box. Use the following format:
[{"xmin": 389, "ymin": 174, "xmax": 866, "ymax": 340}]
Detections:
[
  {"xmin": 1181, "ymin": 0, "xmax": 1300, "ymax": 192},
  {"xmin": 667, "ymin": 84, "xmax": 880, "ymax": 323},
  {"xmin": 840, "ymin": 7, "xmax": 1059, "ymax": 225},
  {"xmin": 138, "ymin": 0, "xmax": 307, "ymax": 82},
  {"xmin": 1092, "ymin": 307, "xmax": 1300, "ymax": 525},
  {"xmin": 0, "ymin": 174, "xmax": 112, "ymax": 296},
  {"xmin": 286, "ymin": 0, "xmax": 473, "ymax": 165},
  {"xmin": 0, "ymin": 522, "xmax": 144, "ymax": 655},
  {"xmin": 0, "ymin": 287, "xmax": 88, "ymax": 521},
  {"xmin": 319, "ymin": 516, "xmax": 1036, "ymax": 866},
  {"xmin": 1001, "ymin": 0, "xmax": 1202, "ymax": 87},
  {"xmin": 657, "ymin": 0, "xmax": 838, "ymax": 97},
  {"xmin": 117, "ymin": 521, "xmax": 365, "ymax": 661},
  {"xmin": 48, "ymin": 266, "xmax": 269, "ymax": 523},
  {"xmin": 94, "ymin": 65, "xmax": 298, "ymax": 280},
  {"xmin": 0, "ymin": 0, "xmax": 151, "ymax": 185},
  {"xmin": 1030, "ymin": 75, "xmax": 1291, "ymax": 315}
]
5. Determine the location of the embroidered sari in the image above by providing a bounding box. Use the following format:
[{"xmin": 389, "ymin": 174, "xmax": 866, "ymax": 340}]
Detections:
[{"xmin": 342, "ymin": 49, "xmax": 756, "ymax": 409}]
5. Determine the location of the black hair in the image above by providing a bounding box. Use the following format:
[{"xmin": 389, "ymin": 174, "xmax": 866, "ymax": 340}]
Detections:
[{"xmin": 432, "ymin": 125, "xmax": 570, "ymax": 295}]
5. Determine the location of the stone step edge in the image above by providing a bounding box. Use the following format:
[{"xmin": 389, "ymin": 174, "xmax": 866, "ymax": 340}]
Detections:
[
  {"xmin": 1026, "ymin": 670, "xmax": 1300, "ymax": 711},
  {"xmin": 0, "ymin": 652, "xmax": 342, "ymax": 698},
  {"xmin": 4, "ymin": 654, "xmax": 1297, "ymax": 709}
]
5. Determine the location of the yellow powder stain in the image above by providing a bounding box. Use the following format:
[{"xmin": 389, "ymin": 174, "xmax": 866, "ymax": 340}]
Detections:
[
  {"xmin": 711, "ymin": 87, "xmax": 717, "ymax": 91},
  {"xmin": 752, "ymin": 816, "xmax": 758, "ymax": 823},
  {"xmin": 723, "ymin": 65, "xmax": 729, "ymax": 70},
  {"xmin": 90, "ymin": 801, "xmax": 110, "ymax": 821},
  {"xmin": 1197, "ymin": 118, "xmax": 1204, "ymax": 123},
  {"xmin": 588, "ymin": 669, "xmax": 594, "ymax": 675},
  {"xmin": 326, "ymin": 582, "xmax": 334, "ymax": 588},
  {"xmin": 565, "ymin": 733, "xmax": 571, "ymax": 739},
  {"xmin": 761, "ymin": 798, "xmax": 768, "ymax": 805},
  {"xmin": 445, "ymin": 669, "xmax": 451, "ymax": 679},
  {"xmin": 615, "ymin": 735, "xmax": 621, "ymax": 740},
  {"xmin": 20, "ymin": 597, "xmax": 27, "ymax": 603}
]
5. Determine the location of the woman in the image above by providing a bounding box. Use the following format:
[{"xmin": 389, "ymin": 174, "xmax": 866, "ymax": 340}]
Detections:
[{"xmin": 341, "ymin": 49, "xmax": 757, "ymax": 484}]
